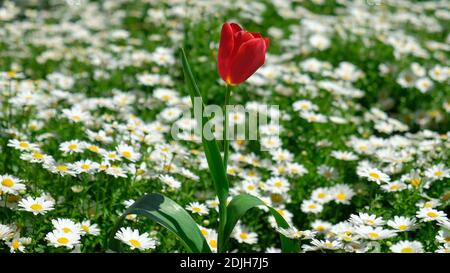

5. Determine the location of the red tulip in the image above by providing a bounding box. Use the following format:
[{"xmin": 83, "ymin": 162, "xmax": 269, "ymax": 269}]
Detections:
[{"xmin": 218, "ymin": 23, "xmax": 269, "ymax": 85}]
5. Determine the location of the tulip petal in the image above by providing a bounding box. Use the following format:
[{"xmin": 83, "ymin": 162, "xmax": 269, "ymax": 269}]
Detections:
[
  {"xmin": 231, "ymin": 31, "xmax": 255, "ymax": 57},
  {"xmin": 229, "ymin": 38, "xmax": 267, "ymax": 84},
  {"xmin": 263, "ymin": 37, "xmax": 270, "ymax": 48},
  {"xmin": 250, "ymin": 32, "xmax": 262, "ymax": 38},
  {"xmin": 230, "ymin": 23, "xmax": 242, "ymax": 33},
  {"xmin": 218, "ymin": 23, "xmax": 235, "ymax": 81}
]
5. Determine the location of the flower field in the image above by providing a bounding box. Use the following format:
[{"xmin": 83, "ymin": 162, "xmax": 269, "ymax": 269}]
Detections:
[{"xmin": 0, "ymin": 0, "xmax": 449, "ymax": 254}]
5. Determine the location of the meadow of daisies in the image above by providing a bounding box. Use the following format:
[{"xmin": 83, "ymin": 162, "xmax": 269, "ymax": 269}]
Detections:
[{"xmin": 0, "ymin": 0, "xmax": 449, "ymax": 254}]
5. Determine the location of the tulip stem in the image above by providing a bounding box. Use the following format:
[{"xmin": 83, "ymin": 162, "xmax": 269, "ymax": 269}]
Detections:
[
  {"xmin": 223, "ymin": 84, "xmax": 231, "ymax": 170},
  {"xmin": 218, "ymin": 84, "xmax": 231, "ymax": 253}
]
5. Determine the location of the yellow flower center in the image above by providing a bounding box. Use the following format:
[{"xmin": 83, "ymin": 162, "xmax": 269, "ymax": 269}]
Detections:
[
  {"xmin": 401, "ymin": 247, "xmax": 413, "ymax": 253},
  {"xmin": 236, "ymin": 140, "xmax": 245, "ymax": 145},
  {"xmin": 366, "ymin": 220, "xmax": 375, "ymax": 226},
  {"xmin": 209, "ymin": 239, "xmax": 217, "ymax": 248},
  {"xmin": 88, "ymin": 146, "xmax": 99, "ymax": 152},
  {"xmin": 358, "ymin": 145, "xmax": 368, "ymax": 151},
  {"xmin": 57, "ymin": 165, "xmax": 68, "ymax": 171},
  {"xmin": 390, "ymin": 185, "xmax": 400, "ymax": 190},
  {"xmin": 434, "ymin": 171, "xmax": 443, "ymax": 177},
  {"xmin": 201, "ymin": 229, "xmax": 208, "ymax": 236},
  {"xmin": 271, "ymin": 194, "xmax": 283, "ymax": 203},
  {"xmin": 68, "ymin": 144, "xmax": 77, "ymax": 150},
  {"xmin": 19, "ymin": 142, "xmax": 29, "ymax": 148},
  {"xmin": 410, "ymin": 178, "xmax": 421, "ymax": 187},
  {"xmin": 426, "ymin": 211, "xmax": 438, "ymax": 218},
  {"xmin": 57, "ymin": 237, "xmax": 69, "ymax": 245},
  {"xmin": 1, "ymin": 178, "xmax": 14, "ymax": 187},
  {"xmin": 369, "ymin": 172, "xmax": 380, "ymax": 179},
  {"xmin": 368, "ymin": 232, "xmax": 379, "ymax": 239},
  {"xmin": 82, "ymin": 225, "xmax": 90, "ymax": 232},
  {"xmin": 398, "ymin": 225, "xmax": 408, "ymax": 230},
  {"xmin": 316, "ymin": 226, "xmax": 325, "ymax": 231},
  {"xmin": 336, "ymin": 192, "xmax": 346, "ymax": 200},
  {"xmin": 30, "ymin": 203, "xmax": 43, "ymax": 211},
  {"xmin": 318, "ymin": 192, "xmax": 326, "ymax": 198},
  {"xmin": 247, "ymin": 185, "xmax": 255, "ymax": 190},
  {"xmin": 121, "ymin": 151, "xmax": 132, "ymax": 158},
  {"xmin": 81, "ymin": 164, "xmax": 90, "ymax": 170},
  {"xmin": 32, "ymin": 152, "xmax": 43, "ymax": 159},
  {"xmin": 62, "ymin": 227, "xmax": 72, "ymax": 233},
  {"xmin": 308, "ymin": 204, "xmax": 317, "ymax": 209},
  {"xmin": 240, "ymin": 233, "xmax": 248, "ymax": 240},
  {"xmin": 7, "ymin": 70, "xmax": 16, "ymax": 77},
  {"xmin": 274, "ymin": 181, "xmax": 283, "ymax": 188},
  {"xmin": 12, "ymin": 240, "xmax": 20, "ymax": 250},
  {"xmin": 129, "ymin": 239, "xmax": 141, "ymax": 248},
  {"xmin": 192, "ymin": 207, "xmax": 201, "ymax": 213}
]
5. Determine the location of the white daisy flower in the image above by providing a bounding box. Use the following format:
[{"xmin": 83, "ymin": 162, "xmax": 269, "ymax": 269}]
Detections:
[
  {"xmin": 116, "ymin": 144, "xmax": 141, "ymax": 162},
  {"xmin": 424, "ymin": 164, "xmax": 449, "ymax": 181},
  {"xmin": 114, "ymin": 227, "xmax": 157, "ymax": 251},
  {"xmin": 59, "ymin": 140, "xmax": 85, "ymax": 154},
  {"xmin": 330, "ymin": 184, "xmax": 355, "ymax": 204},
  {"xmin": 52, "ymin": 218, "xmax": 81, "ymax": 235},
  {"xmin": 331, "ymin": 151, "xmax": 358, "ymax": 161},
  {"xmin": 7, "ymin": 139, "xmax": 38, "ymax": 151},
  {"xmin": 416, "ymin": 208, "xmax": 447, "ymax": 222},
  {"xmin": 232, "ymin": 225, "xmax": 258, "ymax": 244},
  {"xmin": 0, "ymin": 224, "xmax": 14, "ymax": 241},
  {"xmin": 390, "ymin": 240, "xmax": 424, "ymax": 253},
  {"xmin": 0, "ymin": 174, "xmax": 26, "ymax": 195},
  {"xmin": 387, "ymin": 216, "xmax": 417, "ymax": 231},
  {"xmin": 381, "ymin": 181, "xmax": 407, "ymax": 192},
  {"xmin": 80, "ymin": 220, "xmax": 100, "ymax": 236},
  {"xmin": 186, "ymin": 202, "xmax": 208, "ymax": 216},
  {"xmin": 159, "ymin": 174, "xmax": 181, "ymax": 189},
  {"xmin": 301, "ymin": 200, "xmax": 323, "ymax": 214},
  {"xmin": 356, "ymin": 226, "xmax": 397, "ymax": 240},
  {"xmin": 357, "ymin": 167, "xmax": 390, "ymax": 184},
  {"xmin": 311, "ymin": 188, "xmax": 333, "ymax": 204},
  {"xmin": 350, "ymin": 212, "xmax": 385, "ymax": 227},
  {"xmin": 46, "ymin": 230, "xmax": 80, "ymax": 249},
  {"xmin": 18, "ymin": 196, "xmax": 55, "ymax": 215}
]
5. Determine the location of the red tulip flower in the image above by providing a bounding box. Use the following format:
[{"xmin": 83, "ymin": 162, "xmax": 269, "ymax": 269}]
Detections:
[{"xmin": 218, "ymin": 23, "xmax": 269, "ymax": 85}]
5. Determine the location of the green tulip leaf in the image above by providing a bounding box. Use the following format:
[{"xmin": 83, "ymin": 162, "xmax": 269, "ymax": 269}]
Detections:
[
  {"xmin": 180, "ymin": 47, "xmax": 229, "ymax": 204},
  {"xmin": 109, "ymin": 193, "xmax": 211, "ymax": 253},
  {"xmin": 223, "ymin": 194, "xmax": 299, "ymax": 253}
]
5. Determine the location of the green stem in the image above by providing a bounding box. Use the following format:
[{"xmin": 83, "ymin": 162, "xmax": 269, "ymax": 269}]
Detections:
[
  {"xmin": 218, "ymin": 84, "xmax": 232, "ymax": 253},
  {"xmin": 223, "ymin": 84, "xmax": 231, "ymax": 170}
]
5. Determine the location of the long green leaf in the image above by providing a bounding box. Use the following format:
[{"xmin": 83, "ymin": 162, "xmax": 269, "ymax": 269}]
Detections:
[
  {"xmin": 109, "ymin": 193, "xmax": 211, "ymax": 253},
  {"xmin": 180, "ymin": 48, "xmax": 229, "ymax": 203},
  {"xmin": 223, "ymin": 194, "xmax": 299, "ymax": 253}
]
